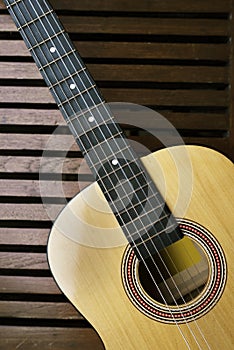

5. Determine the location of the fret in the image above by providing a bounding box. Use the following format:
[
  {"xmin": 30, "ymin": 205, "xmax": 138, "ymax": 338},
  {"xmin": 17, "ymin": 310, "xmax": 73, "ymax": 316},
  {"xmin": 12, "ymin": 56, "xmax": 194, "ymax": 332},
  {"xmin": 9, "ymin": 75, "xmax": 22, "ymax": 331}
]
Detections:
[
  {"xmin": 67, "ymin": 108, "xmax": 114, "ymax": 140},
  {"xmin": 76, "ymin": 123, "xmax": 122, "ymax": 144},
  {"xmin": 39, "ymin": 49, "xmax": 77, "ymax": 72},
  {"xmin": 5, "ymin": 0, "xmax": 21, "ymax": 8},
  {"xmin": 6, "ymin": 0, "xmax": 52, "ymax": 23},
  {"xmin": 29, "ymin": 29, "xmax": 66, "ymax": 51},
  {"xmin": 131, "ymin": 222, "xmax": 182, "ymax": 260},
  {"xmin": 91, "ymin": 157, "xmax": 143, "ymax": 183},
  {"xmin": 124, "ymin": 211, "xmax": 173, "ymax": 241},
  {"xmin": 101, "ymin": 171, "xmax": 149, "ymax": 196},
  {"xmin": 5, "ymin": 0, "xmax": 26, "ymax": 12},
  {"xmin": 48, "ymin": 67, "xmax": 86, "ymax": 90},
  {"xmin": 136, "ymin": 222, "xmax": 177, "ymax": 245},
  {"xmin": 57, "ymin": 84, "xmax": 96, "ymax": 105},
  {"xmin": 39, "ymin": 51, "xmax": 85, "ymax": 87},
  {"xmin": 96, "ymin": 158, "xmax": 146, "ymax": 181},
  {"xmin": 30, "ymin": 31, "xmax": 72, "ymax": 68},
  {"xmin": 57, "ymin": 85, "xmax": 101, "ymax": 117},
  {"xmin": 105, "ymin": 187, "xmax": 160, "ymax": 213},
  {"xmin": 78, "ymin": 126, "xmax": 122, "ymax": 151},
  {"xmin": 104, "ymin": 185, "xmax": 153, "ymax": 217},
  {"xmin": 17, "ymin": 9, "xmax": 54, "ymax": 30},
  {"xmin": 78, "ymin": 133, "xmax": 125, "ymax": 168},
  {"xmin": 11, "ymin": 7, "xmax": 61, "ymax": 47},
  {"xmin": 68, "ymin": 102, "xmax": 109, "ymax": 123},
  {"xmin": 113, "ymin": 186, "xmax": 170, "ymax": 228},
  {"xmin": 100, "ymin": 166, "xmax": 148, "ymax": 187},
  {"xmin": 50, "ymin": 84, "xmax": 96, "ymax": 117},
  {"xmin": 4, "ymin": 0, "xmax": 184, "ymax": 260},
  {"xmin": 83, "ymin": 142, "xmax": 132, "ymax": 169},
  {"xmin": 68, "ymin": 106, "xmax": 114, "ymax": 133},
  {"xmin": 129, "ymin": 219, "xmax": 177, "ymax": 248}
]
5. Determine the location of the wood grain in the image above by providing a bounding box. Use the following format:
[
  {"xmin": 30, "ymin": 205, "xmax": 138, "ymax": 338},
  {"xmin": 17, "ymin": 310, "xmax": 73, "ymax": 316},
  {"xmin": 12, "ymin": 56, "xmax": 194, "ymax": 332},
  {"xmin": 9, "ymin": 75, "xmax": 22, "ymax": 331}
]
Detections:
[
  {"xmin": 0, "ymin": 0, "xmax": 231, "ymax": 12},
  {"xmin": 49, "ymin": 0, "xmax": 231, "ymax": 12},
  {"xmin": 0, "ymin": 327, "xmax": 104, "ymax": 350},
  {"xmin": 0, "ymin": 41, "xmax": 229, "ymax": 60},
  {"xmin": 0, "ymin": 108, "xmax": 229, "ymax": 130},
  {"xmin": 0, "ymin": 133, "xmax": 80, "ymax": 151},
  {"xmin": 0, "ymin": 301, "xmax": 80, "ymax": 319},
  {"xmin": 0, "ymin": 135, "xmax": 229, "ymax": 156},
  {"xmin": 0, "ymin": 252, "xmax": 48, "ymax": 270},
  {"xmin": 0, "ymin": 15, "xmax": 229, "ymax": 36},
  {"xmin": 0, "ymin": 1, "xmax": 233, "ymax": 349},
  {"xmin": 0, "ymin": 62, "xmax": 229, "ymax": 83},
  {"xmin": 0, "ymin": 276, "xmax": 61, "ymax": 294},
  {"xmin": 0, "ymin": 179, "xmax": 81, "ymax": 198},
  {"xmin": 0, "ymin": 86, "xmax": 228, "ymax": 106},
  {"xmin": 0, "ymin": 228, "xmax": 49, "ymax": 246},
  {"xmin": 0, "ymin": 156, "xmax": 90, "ymax": 175},
  {"xmin": 0, "ymin": 203, "xmax": 64, "ymax": 221}
]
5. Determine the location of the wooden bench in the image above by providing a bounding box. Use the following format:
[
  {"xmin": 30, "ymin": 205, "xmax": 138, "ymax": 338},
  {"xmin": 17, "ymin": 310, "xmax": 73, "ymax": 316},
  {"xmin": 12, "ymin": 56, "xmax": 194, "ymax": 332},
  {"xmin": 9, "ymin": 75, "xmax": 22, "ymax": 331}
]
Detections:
[{"xmin": 0, "ymin": 0, "xmax": 233, "ymax": 349}]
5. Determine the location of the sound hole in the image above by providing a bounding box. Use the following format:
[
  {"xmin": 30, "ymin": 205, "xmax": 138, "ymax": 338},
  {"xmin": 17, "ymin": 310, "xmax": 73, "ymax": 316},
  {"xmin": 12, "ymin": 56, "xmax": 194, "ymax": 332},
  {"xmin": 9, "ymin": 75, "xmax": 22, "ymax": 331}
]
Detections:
[{"xmin": 138, "ymin": 237, "xmax": 209, "ymax": 306}]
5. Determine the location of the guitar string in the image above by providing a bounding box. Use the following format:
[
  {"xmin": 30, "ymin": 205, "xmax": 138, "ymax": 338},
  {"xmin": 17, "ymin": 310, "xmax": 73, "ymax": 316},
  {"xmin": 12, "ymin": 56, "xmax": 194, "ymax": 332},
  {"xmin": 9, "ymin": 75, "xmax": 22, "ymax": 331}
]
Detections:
[
  {"xmin": 33, "ymin": 1, "xmax": 208, "ymax": 325},
  {"xmin": 18, "ymin": 0, "xmax": 206, "ymax": 308},
  {"xmin": 25, "ymin": 2, "xmax": 212, "ymax": 348},
  {"xmin": 7, "ymin": 0, "xmax": 207, "ymax": 348},
  {"xmin": 32, "ymin": 0, "xmax": 207, "ymax": 307},
  {"xmin": 7, "ymin": 1, "xmax": 210, "ymax": 348},
  {"xmin": 10, "ymin": 0, "xmax": 208, "ymax": 348},
  {"xmin": 13, "ymin": 0, "xmax": 197, "ymax": 296},
  {"xmin": 33, "ymin": 7, "xmax": 213, "ymax": 349}
]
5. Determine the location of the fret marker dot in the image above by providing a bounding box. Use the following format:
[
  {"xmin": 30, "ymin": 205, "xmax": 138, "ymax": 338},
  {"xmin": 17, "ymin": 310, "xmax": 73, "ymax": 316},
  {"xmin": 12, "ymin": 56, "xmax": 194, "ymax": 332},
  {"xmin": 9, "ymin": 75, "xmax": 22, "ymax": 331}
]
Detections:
[
  {"xmin": 70, "ymin": 83, "xmax": 76, "ymax": 90},
  {"xmin": 112, "ymin": 159, "xmax": 119, "ymax": 166},
  {"xmin": 50, "ymin": 47, "xmax": 56, "ymax": 53},
  {"xmin": 88, "ymin": 116, "xmax": 95, "ymax": 123}
]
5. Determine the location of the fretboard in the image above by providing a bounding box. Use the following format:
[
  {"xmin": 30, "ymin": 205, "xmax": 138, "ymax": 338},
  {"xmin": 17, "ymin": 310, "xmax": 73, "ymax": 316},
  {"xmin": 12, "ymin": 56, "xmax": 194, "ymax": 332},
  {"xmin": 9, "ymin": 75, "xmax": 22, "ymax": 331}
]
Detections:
[{"xmin": 4, "ymin": 0, "xmax": 183, "ymax": 259}]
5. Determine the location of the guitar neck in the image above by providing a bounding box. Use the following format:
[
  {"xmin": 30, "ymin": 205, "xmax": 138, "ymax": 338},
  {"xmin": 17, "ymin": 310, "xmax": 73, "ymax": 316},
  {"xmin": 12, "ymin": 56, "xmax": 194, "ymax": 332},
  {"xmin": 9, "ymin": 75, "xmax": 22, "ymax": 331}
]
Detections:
[{"xmin": 4, "ymin": 0, "xmax": 183, "ymax": 259}]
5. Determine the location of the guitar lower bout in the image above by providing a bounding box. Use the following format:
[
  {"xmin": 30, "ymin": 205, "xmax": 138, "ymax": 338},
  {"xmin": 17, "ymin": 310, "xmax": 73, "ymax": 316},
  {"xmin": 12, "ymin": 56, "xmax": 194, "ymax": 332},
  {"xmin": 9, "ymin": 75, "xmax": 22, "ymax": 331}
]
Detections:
[{"xmin": 48, "ymin": 145, "xmax": 234, "ymax": 350}]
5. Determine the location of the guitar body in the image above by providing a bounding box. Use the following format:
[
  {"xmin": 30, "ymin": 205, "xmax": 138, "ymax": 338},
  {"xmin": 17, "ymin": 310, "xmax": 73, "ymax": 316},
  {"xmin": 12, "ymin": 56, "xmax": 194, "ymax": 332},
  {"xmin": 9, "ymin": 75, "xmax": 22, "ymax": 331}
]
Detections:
[{"xmin": 48, "ymin": 145, "xmax": 234, "ymax": 349}]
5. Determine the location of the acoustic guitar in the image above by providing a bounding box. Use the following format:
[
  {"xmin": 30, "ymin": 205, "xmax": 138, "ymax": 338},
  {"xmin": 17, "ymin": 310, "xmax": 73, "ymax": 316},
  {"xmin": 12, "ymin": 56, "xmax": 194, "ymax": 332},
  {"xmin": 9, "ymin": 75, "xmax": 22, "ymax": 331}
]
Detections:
[{"xmin": 4, "ymin": 1, "xmax": 234, "ymax": 349}]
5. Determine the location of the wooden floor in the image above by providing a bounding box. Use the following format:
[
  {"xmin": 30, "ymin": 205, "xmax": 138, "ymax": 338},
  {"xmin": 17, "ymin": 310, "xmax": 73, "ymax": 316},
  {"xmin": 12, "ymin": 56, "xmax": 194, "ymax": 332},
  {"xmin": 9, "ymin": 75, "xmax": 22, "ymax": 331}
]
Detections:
[{"xmin": 0, "ymin": 0, "xmax": 233, "ymax": 349}]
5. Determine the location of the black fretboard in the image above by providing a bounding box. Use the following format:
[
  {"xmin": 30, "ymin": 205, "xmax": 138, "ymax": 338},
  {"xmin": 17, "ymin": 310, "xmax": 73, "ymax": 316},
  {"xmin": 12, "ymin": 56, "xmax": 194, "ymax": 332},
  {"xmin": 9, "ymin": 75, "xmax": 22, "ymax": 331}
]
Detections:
[{"xmin": 4, "ymin": 0, "xmax": 183, "ymax": 260}]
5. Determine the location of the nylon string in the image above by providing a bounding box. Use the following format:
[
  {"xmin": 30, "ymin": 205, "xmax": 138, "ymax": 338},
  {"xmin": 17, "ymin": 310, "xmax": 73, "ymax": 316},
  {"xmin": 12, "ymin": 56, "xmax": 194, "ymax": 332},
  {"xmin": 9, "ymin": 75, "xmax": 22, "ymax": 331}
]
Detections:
[{"xmin": 7, "ymin": 1, "xmax": 212, "ymax": 348}]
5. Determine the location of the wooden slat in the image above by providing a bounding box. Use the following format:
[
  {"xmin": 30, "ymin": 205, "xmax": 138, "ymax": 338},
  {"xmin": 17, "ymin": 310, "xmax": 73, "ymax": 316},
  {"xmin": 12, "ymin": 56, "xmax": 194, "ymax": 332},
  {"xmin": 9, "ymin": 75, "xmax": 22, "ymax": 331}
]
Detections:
[
  {"xmin": 0, "ymin": 180, "xmax": 81, "ymax": 198},
  {"xmin": 0, "ymin": 62, "xmax": 229, "ymax": 83},
  {"xmin": 0, "ymin": 86, "xmax": 228, "ymax": 106},
  {"xmin": 0, "ymin": 108, "xmax": 229, "ymax": 130},
  {"xmin": 0, "ymin": 15, "xmax": 230, "ymax": 36},
  {"xmin": 0, "ymin": 302, "xmax": 81, "ymax": 320},
  {"xmin": 0, "ymin": 133, "xmax": 229, "ymax": 155},
  {"xmin": 0, "ymin": 155, "xmax": 89, "ymax": 175},
  {"xmin": 58, "ymin": 17, "xmax": 230, "ymax": 36},
  {"xmin": 0, "ymin": 132, "xmax": 228, "ymax": 156},
  {"xmin": 0, "ymin": 252, "xmax": 48, "ymax": 270},
  {"xmin": 0, "ymin": 133, "xmax": 79, "ymax": 151},
  {"xmin": 0, "ymin": 0, "xmax": 230, "ymax": 13},
  {"xmin": 0, "ymin": 228, "xmax": 49, "ymax": 246},
  {"xmin": 0, "ymin": 109, "xmax": 65, "ymax": 125},
  {"xmin": 0, "ymin": 276, "xmax": 61, "ymax": 294},
  {"xmin": 49, "ymin": 0, "xmax": 231, "ymax": 13},
  {"xmin": 0, "ymin": 326, "xmax": 104, "ymax": 350},
  {"xmin": 104, "ymin": 88, "xmax": 229, "ymax": 106},
  {"xmin": 0, "ymin": 41, "xmax": 229, "ymax": 61},
  {"xmin": 0, "ymin": 203, "xmax": 63, "ymax": 221},
  {"xmin": 0, "ymin": 301, "xmax": 80, "ymax": 319}
]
